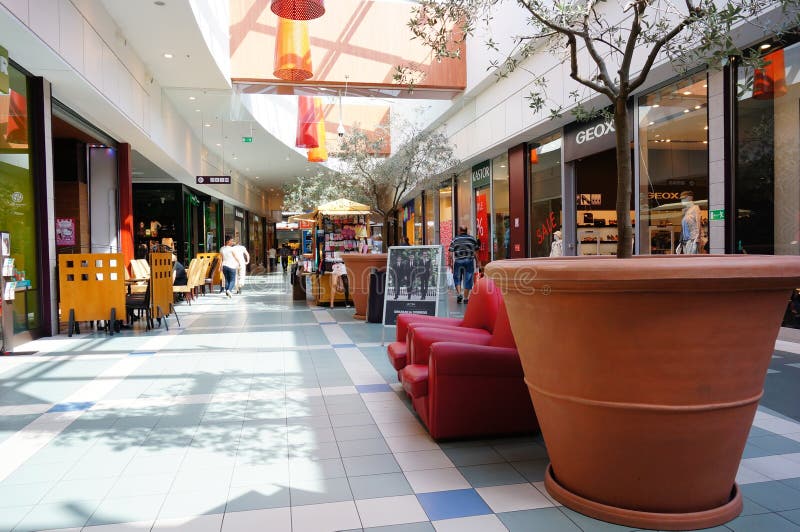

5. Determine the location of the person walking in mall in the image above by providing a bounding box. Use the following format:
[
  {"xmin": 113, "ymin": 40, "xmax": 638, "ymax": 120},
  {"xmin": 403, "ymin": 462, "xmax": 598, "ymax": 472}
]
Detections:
[
  {"xmin": 220, "ymin": 235, "xmax": 241, "ymax": 298},
  {"xmin": 233, "ymin": 239, "xmax": 250, "ymax": 294},
  {"xmin": 268, "ymin": 246, "xmax": 277, "ymax": 272},
  {"xmin": 449, "ymin": 226, "xmax": 481, "ymax": 304}
]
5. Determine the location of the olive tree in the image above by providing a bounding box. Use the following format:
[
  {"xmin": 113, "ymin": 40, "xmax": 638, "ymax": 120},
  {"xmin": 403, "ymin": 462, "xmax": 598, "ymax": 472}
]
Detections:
[{"xmin": 401, "ymin": 0, "xmax": 800, "ymax": 257}]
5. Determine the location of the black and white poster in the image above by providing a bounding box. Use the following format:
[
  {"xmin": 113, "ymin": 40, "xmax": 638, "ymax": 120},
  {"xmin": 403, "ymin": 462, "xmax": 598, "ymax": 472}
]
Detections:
[{"xmin": 383, "ymin": 245, "xmax": 442, "ymax": 326}]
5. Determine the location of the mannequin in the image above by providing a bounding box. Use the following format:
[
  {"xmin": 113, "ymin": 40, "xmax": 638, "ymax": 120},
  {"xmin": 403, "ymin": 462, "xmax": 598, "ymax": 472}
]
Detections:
[
  {"xmin": 677, "ymin": 191, "xmax": 702, "ymax": 254},
  {"xmin": 549, "ymin": 230, "xmax": 563, "ymax": 257}
]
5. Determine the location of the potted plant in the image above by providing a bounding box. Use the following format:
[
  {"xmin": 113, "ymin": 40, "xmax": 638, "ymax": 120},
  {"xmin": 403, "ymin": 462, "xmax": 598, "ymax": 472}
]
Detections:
[
  {"xmin": 342, "ymin": 253, "xmax": 387, "ymax": 320},
  {"xmin": 406, "ymin": 0, "xmax": 800, "ymax": 528}
]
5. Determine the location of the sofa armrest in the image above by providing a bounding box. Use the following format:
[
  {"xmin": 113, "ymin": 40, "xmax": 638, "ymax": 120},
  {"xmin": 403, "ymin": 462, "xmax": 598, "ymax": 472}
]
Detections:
[
  {"xmin": 429, "ymin": 343, "xmax": 523, "ymax": 379},
  {"xmin": 397, "ymin": 314, "xmax": 462, "ymax": 342},
  {"xmin": 409, "ymin": 327, "xmax": 492, "ymax": 366}
]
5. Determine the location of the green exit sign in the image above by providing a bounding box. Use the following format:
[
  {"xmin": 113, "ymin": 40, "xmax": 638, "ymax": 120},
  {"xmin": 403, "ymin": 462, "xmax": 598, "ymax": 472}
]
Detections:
[
  {"xmin": 242, "ymin": 136, "xmax": 253, "ymax": 143},
  {"xmin": 710, "ymin": 209, "xmax": 725, "ymax": 221}
]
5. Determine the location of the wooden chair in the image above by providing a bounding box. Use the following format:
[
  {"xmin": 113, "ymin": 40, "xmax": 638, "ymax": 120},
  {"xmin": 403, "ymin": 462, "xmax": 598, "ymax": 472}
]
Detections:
[{"xmin": 173, "ymin": 258, "xmax": 199, "ymax": 304}]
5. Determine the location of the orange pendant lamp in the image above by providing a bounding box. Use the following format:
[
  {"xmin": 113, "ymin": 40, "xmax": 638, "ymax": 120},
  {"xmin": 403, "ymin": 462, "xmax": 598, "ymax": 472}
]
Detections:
[
  {"xmin": 530, "ymin": 147, "xmax": 539, "ymax": 165},
  {"xmin": 754, "ymin": 49, "xmax": 787, "ymax": 100},
  {"xmin": 296, "ymin": 95, "xmax": 320, "ymax": 148},
  {"xmin": 308, "ymin": 98, "xmax": 327, "ymax": 162},
  {"xmin": 271, "ymin": 0, "xmax": 325, "ymax": 21},
  {"xmin": 274, "ymin": 17, "xmax": 313, "ymax": 81}
]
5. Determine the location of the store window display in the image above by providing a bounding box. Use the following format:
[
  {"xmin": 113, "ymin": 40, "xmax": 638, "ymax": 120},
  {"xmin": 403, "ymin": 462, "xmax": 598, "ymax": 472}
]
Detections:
[
  {"xmin": 492, "ymin": 154, "xmax": 510, "ymax": 260},
  {"xmin": 675, "ymin": 191, "xmax": 706, "ymax": 254},
  {"xmin": 638, "ymin": 72, "xmax": 709, "ymax": 254},
  {"xmin": 735, "ymin": 42, "xmax": 800, "ymax": 255},
  {"xmin": 529, "ymin": 133, "xmax": 563, "ymax": 257}
]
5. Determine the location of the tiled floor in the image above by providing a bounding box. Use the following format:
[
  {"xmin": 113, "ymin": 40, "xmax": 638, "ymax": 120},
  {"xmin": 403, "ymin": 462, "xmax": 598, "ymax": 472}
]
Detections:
[{"xmin": 0, "ymin": 272, "xmax": 799, "ymax": 531}]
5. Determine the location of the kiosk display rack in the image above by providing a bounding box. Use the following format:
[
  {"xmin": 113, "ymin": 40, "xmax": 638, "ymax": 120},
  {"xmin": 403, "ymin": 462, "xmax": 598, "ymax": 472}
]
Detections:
[{"xmin": 1, "ymin": 231, "xmax": 13, "ymax": 354}]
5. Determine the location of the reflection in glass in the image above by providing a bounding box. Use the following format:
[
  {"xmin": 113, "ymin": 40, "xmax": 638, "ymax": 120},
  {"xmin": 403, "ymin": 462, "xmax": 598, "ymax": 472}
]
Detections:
[
  {"xmin": 638, "ymin": 72, "xmax": 709, "ymax": 254},
  {"xmin": 492, "ymin": 154, "xmax": 510, "ymax": 260},
  {"xmin": 529, "ymin": 133, "xmax": 562, "ymax": 257}
]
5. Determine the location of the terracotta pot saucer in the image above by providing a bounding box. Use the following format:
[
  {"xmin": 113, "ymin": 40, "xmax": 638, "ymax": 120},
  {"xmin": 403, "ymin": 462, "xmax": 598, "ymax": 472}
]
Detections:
[{"xmin": 544, "ymin": 465, "xmax": 743, "ymax": 531}]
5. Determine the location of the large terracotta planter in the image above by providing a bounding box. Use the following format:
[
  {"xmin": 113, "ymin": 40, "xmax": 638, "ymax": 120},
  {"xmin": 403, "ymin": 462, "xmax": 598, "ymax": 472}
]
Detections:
[
  {"xmin": 342, "ymin": 253, "xmax": 387, "ymax": 320},
  {"xmin": 486, "ymin": 255, "xmax": 800, "ymax": 530}
]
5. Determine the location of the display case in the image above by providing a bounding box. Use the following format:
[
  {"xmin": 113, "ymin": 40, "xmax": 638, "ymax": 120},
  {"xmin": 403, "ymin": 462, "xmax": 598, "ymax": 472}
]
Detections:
[
  {"xmin": 649, "ymin": 226, "xmax": 681, "ymax": 254},
  {"xmin": 576, "ymin": 209, "xmax": 635, "ymax": 255}
]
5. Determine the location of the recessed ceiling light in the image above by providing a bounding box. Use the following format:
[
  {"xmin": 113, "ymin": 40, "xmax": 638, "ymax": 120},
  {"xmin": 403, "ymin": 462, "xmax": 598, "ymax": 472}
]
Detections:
[
  {"xmin": 703, "ymin": 140, "xmax": 708, "ymax": 144},
  {"xmin": 270, "ymin": 188, "xmax": 274, "ymax": 191},
  {"xmin": 233, "ymin": 156, "xmax": 238, "ymax": 160},
  {"xmin": 195, "ymin": 109, "xmax": 201, "ymax": 112},
  {"xmin": 256, "ymin": 176, "xmax": 260, "ymax": 179},
  {"xmin": 246, "ymin": 167, "xmax": 249, "ymax": 171},
  {"xmin": 189, "ymin": 96, "xmax": 196, "ymax": 101},
  {"xmin": 652, "ymin": 104, "xmax": 660, "ymax": 108},
  {"xmin": 702, "ymin": 84, "xmax": 708, "ymax": 88},
  {"xmin": 684, "ymin": 109, "xmax": 690, "ymax": 113},
  {"xmin": 216, "ymin": 143, "xmax": 221, "ymax": 147},
  {"xmin": 683, "ymin": 91, "xmax": 692, "ymax": 95},
  {"xmin": 648, "ymin": 121, "xmax": 654, "ymax": 125},
  {"xmin": 204, "ymin": 123, "xmax": 211, "ymax": 127},
  {"xmin": 760, "ymin": 43, "xmax": 772, "ymax": 50},
  {"xmin": 163, "ymin": 53, "xmax": 173, "ymax": 59},
  {"xmin": 666, "ymin": 139, "xmax": 671, "ymax": 143},
  {"xmin": 694, "ymin": 105, "xmax": 701, "ymax": 109},
  {"xmin": 704, "ymin": 125, "xmax": 708, "ymax": 130}
]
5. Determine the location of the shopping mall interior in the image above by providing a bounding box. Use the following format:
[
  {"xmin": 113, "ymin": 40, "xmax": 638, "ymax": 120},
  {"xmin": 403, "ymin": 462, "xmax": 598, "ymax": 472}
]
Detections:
[{"xmin": 1, "ymin": 0, "xmax": 800, "ymax": 531}]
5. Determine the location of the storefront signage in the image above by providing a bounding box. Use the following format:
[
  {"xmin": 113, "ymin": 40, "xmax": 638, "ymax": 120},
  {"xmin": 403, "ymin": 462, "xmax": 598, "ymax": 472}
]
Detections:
[
  {"xmin": 710, "ymin": 209, "xmax": 725, "ymax": 221},
  {"xmin": 471, "ymin": 161, "xmax": 491, "ymax": 189},
  {"xmin": 235, "ymin": 209, "xmax": 244, "ymax": 220},
  {"xmin": 196, "ymin": 175, "xmax": 231, "ymax": 184},
  {"xmin": 0, "ymin": 46, "xmax": 8, "ymax": 94},
  {"xmin": 383, "ymin": 245, "xmax": 442, "ymax": 326},
  {"xmin": 563, "ymin": 107, "xmax": 633, "ymax": 162},
  {"xmin": 536, "ymin": 211, "xmax": 558, "ymax": 245}
]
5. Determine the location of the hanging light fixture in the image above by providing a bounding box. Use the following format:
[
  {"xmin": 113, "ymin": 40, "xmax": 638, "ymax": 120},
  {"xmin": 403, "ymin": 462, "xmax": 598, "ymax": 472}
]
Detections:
[
  {"xmin": 296, "ymin": 95, "xmax": 320, "ymax": 148},
  {"xmin": 308, "ymin": 97, "xmax": 327, "ymax": 162},
  {"xmin": 530, "ymin": 145, "xmax": 539, "ymax": 165},
  {"xmin": 271, "ymin": 0, "xmax": 325, "ymax": 21},
  {"xmin": 754, "ymin": 49, "xmax": 787, "ymax": 100},
  {"xmin": 274, "ymin": 17, "xmax": 313, "ymax": 81}
]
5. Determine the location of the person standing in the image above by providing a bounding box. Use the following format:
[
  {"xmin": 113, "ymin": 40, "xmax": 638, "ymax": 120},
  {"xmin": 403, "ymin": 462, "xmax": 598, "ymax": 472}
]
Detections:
[
  {"xmin": 233, "ymin": 239, "xmax": 250, "ymax": 294},
  {"xmin": 279, "ymin": 244, "xmax": 290, "ymax": 273},
  {"xmin": 220, "ymin": 236, "xmax": 241, "ymax": 298},
  {"xmin": 677, "ymin": 191, "xmax": 703, "ymax": 254},
  {"xmin": 449, "ymin": 226, "xmax": 481, "ymax": 304},
  {"xmin": 268, "ymin": 246, "xmax": 277, "ymax": 272}
]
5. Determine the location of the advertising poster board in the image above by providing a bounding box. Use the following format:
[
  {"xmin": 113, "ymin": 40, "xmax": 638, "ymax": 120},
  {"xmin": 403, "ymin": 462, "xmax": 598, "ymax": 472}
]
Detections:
[
  {"xmin": 55, "ymin": 218, "xmax": 76, "ymax": 247},
  {"xmin": 383, "ymin": 245, "xmax": 442, "ymax": 326}
]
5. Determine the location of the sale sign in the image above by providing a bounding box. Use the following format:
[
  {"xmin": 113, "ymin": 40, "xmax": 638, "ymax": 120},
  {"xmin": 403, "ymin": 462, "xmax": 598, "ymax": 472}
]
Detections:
[{"xmin": 475, "ymin": 192, "xmax": 489, "ymax": 264}]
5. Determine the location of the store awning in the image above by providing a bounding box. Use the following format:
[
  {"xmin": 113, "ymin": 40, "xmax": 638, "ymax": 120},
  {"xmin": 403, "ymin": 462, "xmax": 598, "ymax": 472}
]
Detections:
[{"xmin": 314, "ymin": 198, "xmax": 372, "ymax": 216}]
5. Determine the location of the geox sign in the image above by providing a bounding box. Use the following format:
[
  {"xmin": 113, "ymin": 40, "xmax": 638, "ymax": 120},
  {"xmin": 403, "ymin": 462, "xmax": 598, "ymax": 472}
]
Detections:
[
  {"xmin": 563, "ymin": 105, "xmax": 633, "ymax": 162},
  {"xmin": 576, "ymin": 121, "xmax": 615, "ymax": 145}
]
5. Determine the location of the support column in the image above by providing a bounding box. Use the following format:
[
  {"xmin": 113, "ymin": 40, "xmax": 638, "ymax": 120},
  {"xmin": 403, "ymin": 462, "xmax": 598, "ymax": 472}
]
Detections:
[
  {"xmin": 708, "ymin": 70, "xmax": 726, "ymax": 254},
  {"xmin": 508, "ymin": 144, "xmax": 528, "ymax": 257},
  {"xmin": 118, "ymin": 143, "xmax": 134, "ymax": 267}
]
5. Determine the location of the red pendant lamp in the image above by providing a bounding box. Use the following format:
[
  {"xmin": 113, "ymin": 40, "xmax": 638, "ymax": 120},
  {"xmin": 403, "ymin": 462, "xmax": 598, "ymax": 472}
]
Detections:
[
  {"xmin": 530, "ymin": 147, "xmax": 539, "ymax": 165},
  {"xmin": 296, "ymin": 95, "xmax": 319, "ymax": 149},
  {"xmin": 754, "ymin": 49, "xmax": 787, "ymax": 100},
  {"xmin": 274, "ymin": 17, "xmax": 312, "ymax": 81},
  {"xmin": 271, "ymin": 0, "xmax": 325, "ymax": 21},
  {"xmin": 308, "ymin": 98, "xmax": 327, "ymax": 162}
]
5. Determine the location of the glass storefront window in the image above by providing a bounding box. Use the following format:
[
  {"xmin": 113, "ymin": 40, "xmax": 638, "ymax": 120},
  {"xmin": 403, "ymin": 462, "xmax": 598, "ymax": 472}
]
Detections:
[
  {"xmin": 735, "ymin": 43, "xmax": 800, "ymax": 255},
  {"xmin": 0, "ymin": 63, "xmax": 40, "ymax": 333},
  {"xmin": 439, "ymin": 184, "xmax": 453, "ymax": 266},
  {"xmin": 638, "ymin": 72, "xmax": 709, "ymax": 254},
  {"xmin": 222, "ymin": 203, "xmax": 235, "ymax": 242},
  {"xmin": 529, "ymin": 133, "xmax": 563, "ymax": 257},
  {"xmin": 492, "ymin": 154, "xmax": 510, "ymax": 260},
  {"xmin": 474, "ymin": 187, "xmax": 490, "ymax": 265},
  {"xmin": 456, "ymin": 170, "xmax": 471, "ymax": 233},
  {"xmin": 413, "ymin": 195, "xmax": 423, "ymax": 245}
]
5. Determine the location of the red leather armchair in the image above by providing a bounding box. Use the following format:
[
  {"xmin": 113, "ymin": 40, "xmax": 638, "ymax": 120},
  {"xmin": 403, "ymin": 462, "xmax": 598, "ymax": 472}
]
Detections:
[
  {"xmin": 386, "ymin": 277, "xmax": 501, "ymax": 376},
  {"xmin": 399, "ymin": 302, "xmax": 538, "ymax": 440}
]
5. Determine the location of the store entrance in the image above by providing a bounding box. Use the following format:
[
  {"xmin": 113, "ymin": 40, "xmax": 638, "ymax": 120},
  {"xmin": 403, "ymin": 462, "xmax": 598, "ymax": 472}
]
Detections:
[{"xmin": 574, "ymin": 149, "xmax": 635, "ymax": 256}]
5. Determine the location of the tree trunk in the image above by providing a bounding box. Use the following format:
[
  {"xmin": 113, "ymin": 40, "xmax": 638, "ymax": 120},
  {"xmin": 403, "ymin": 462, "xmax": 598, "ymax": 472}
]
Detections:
[{"xmin": 614, "ymin": 96, "xmax": 634, "ymax": 258}]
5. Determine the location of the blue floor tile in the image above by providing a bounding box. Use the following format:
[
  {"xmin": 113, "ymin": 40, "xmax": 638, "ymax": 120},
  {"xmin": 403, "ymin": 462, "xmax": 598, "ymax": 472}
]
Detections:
[
  {"xmin": 47, "ymin": 401, "xmax": 96, "ymax": 413},
  {"xmin": 741, "ymin": 481, "xmax": 800, "ymax": 512},
  {"xmin": 726, "ymin": 512, "xmax": 800, "ymax": 531},
  {"xmin": 416, "ymin": 488, "xmax": 492, "ymax": 521}
]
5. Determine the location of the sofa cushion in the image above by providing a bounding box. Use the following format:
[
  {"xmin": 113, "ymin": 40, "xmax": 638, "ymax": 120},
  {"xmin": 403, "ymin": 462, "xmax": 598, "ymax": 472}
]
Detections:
[
  {"xmin": 387, "ymin": 341, "xmax": 408, "ymax": 371},
  {"xmin": 401, "ymin": 364, "xmax": 429, "ymax": 398}
]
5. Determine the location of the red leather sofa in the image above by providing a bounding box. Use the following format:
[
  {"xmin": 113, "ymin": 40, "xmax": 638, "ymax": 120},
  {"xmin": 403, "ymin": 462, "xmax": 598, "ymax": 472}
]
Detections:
[
  {"xmin": 399, "ymin": 302, "xmax": 539, "ymax": 440},
  {"xmin": 386, "ymin": 277, "xmax": 501, "ymax": 377}
]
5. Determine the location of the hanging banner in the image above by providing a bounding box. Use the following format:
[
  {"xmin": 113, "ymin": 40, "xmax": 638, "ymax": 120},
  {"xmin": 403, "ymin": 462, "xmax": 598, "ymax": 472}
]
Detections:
[
  {"xmin": 475, "ymin": 192, "xmax": 490, "ymax": 264},
  {"xmin": 383, "ymin": 245, "xmax": 442, "ymax": 326}
]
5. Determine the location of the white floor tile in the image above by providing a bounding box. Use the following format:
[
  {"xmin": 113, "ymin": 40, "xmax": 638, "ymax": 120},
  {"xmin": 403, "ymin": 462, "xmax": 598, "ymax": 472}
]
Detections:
[
  {"xmin": 290, "ymin": 500, "xmax": 361, "ymax": 532},
  {"xmin": 532, "ymin": 481, "xmax": 562, "ymax": 507},
  {"xmin": 355, "ymin": 495, "xmax": 428, "ymax": 528},
  {"xmin": 394, "ymin": 450, "xmax": 454, "ymax": 472},
  {"xmin": 476, "ymin": 483, "xmax": 554, "ymax": 512},
  {"xmin": 378, "ymin": 421, "xmax": 427, "ymax": 438},
  {"xmin": 741, "ymin": 454, "xmax": 800, "ymax": 480},
  {"xmin": 404, "ymin": 468, "xmax": 471, "ymax": 493},
  {"xmin": 432, "ymin": 514, "xmax": 507, "ymax": 532},
  {"xmin": 736, "ymin": 463, "xmax": 772, "ymax": 485},
  {"xmin": 385, "ymin": 434, "xmax": 440, "ymax": 453},
  {"xmin": 221, "ymin": 507, "xmax": 291, "ymax": 532},
  {"xmin": 81, "ymin": 521, "xmax": 153, "ymax": 531}
]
